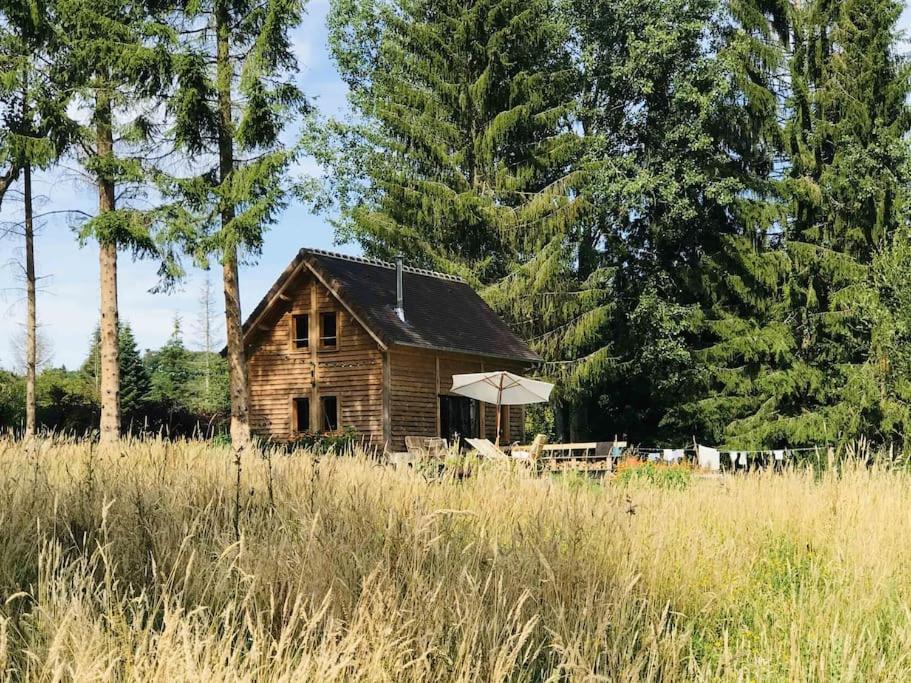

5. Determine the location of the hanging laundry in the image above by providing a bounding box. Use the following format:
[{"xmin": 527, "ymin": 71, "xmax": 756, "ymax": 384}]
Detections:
[
  {"xmin": 662, "ymin": 449, "xmax": 685, "ymax": 463},
  {"xmin": 648, "ymin": 452, "xmax": 661, "ymax": 462},
  {"xmin": 738, "ymin": 451, "xmax": 748, "ymax": 466},
  {"xmin": 773, "ymin": 449, "xmax": 785, "ymax": 461},
  {"xmin": 697, "ymin": 445, "xmax": 721, "ymax": 471},
  {"xmin": 727, "ymin": 451, "xmax": 738, "ymax": 467}
]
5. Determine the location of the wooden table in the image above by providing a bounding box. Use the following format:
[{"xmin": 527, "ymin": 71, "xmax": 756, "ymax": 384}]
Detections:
[{"xmin": 508, "ymin": 442, "xmax": 616, "ymax": 473}]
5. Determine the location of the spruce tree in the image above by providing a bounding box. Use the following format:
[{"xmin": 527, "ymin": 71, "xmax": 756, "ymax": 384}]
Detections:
[
  {"xmin": 166, "ymin": 0, "xmax": 308, "ymax": 452},
  {"xmin": 324, "ymin": 0, "xmax": 599, "ymax": 437},
  {"xmin": 324, "ymin": 0, "xmax": 582, "ymax": 282},
  {"xmin": 82, "ymin": 323, "xmax": 151, "ymax": 425},
  {"xmin": 55, "ymin": 0, "xmax": 176, "ymax": 442},
  {"xmin": 676, "ymin": 0, "xmax": 911, "ymax": 448},
  {"xmin": 775, "ymin": 0, "xmax": 911, "ymax": 446},
  {"xmin": 147, "ymin": 317, "xmax": 193, "ymax": 410}
]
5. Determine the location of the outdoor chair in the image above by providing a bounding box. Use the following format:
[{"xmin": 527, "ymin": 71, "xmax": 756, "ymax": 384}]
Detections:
[
  {"xmin": 404, "ymin": 436, "xmax": 428, "ymax": 458},
  {"xmin": 405, "ymin": 436, "xmax": 450, "ymax": 459},
  {"xmin": 511, "ymin": 434, "xmax": 548, "ymax": 461},
  {"xmin": 426, "ymin": 437, "xmax": 449, "ymax": 458},
  {"xmin": 465, "ymin": 438, "xmax": 510, "ymax": 460}
]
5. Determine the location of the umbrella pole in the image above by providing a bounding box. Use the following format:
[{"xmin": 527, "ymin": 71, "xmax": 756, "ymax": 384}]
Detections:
[{"xmin": 494, "ymin": 374, "xmax": 504, "ymax": 448}]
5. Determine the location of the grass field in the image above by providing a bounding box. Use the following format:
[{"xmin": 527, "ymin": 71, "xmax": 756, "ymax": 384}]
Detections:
[{"xmin": 0, "ymin": 438, "xmax": 910, "ymax": 681}]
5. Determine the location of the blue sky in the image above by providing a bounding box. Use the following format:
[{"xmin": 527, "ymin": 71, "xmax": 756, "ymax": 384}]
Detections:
[{"xmin": 1, "ymin": 1, "xmax": 910, "ymax": 369}]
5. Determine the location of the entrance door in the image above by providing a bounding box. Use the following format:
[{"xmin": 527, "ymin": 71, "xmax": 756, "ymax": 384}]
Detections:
[{"xmin": 439, "ymin": 395, "xmax": 479, "ymax": 445}]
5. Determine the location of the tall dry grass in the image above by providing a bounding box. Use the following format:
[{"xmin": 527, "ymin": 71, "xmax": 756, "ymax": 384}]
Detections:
[{"xmin": 0, "ymin": 437, "xmax": 910, "ymax": 680}]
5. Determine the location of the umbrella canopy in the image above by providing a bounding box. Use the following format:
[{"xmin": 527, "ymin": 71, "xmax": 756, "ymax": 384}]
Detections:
[
  {"xmin": 450, "ymin": 371, "xmax": 554, "ymax": 445},
  {"xmin": 450, "ymin": 371, "xmax": 554, "ymax": 405}
]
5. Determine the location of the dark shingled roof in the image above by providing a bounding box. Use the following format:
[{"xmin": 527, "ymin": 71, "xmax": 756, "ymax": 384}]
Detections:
[{"xmin": 242, "ymin": 248, "xmax": 540, "ymax": 363}]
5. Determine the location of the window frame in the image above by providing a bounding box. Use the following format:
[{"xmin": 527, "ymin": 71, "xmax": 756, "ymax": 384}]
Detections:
[
  {"xmin": 289, "ymin": 312, "xmax": 310, "ymax": 352},
  {"xmin": 318, "ymin": 310, "xmax": 340, "ymax": 351}
]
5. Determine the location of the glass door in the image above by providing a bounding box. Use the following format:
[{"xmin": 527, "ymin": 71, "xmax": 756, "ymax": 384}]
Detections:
[{"xmin": 439, "ymin": 395, "xmax": 479, "ymax": 446}]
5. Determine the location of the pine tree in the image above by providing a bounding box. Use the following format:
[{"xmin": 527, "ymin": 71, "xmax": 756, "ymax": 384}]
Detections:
[
  {"xmin": 55, "ymin": 0, "xmax": 176, "ymax": 443},
  {"xmin": 166, "ymin": 0, "xmax": 308, "ymax": 452},
  {"xmin": 0, "ymin": 0, "xmax": 75, "ymax": 438},
  {"xmin": 146, "ymin": 317, "xmax": 193, "ymax": 410},
  {"xmin": 492, "ymin": 0, "xmax": 787, "ymax": 441},
  {"xmin": 324, "ymin": 0, "xmax": 583, "ymax": 282},
  {"xmin": 676, "ymin": 0, "xmax": 911, "ymax": 448},
  {"xmin": 81, "ymin": 323, "xmax": 151, "ymax": 427}
]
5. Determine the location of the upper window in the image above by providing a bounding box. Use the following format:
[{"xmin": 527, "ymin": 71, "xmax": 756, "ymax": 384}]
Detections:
[
  {"xmin": 291, "ymin": 314, "xmax": 309, "ymax": 349},
  {"xmin": 320, "ymin": 395, "xmax": 339, "ymax": 432},
  {"xmin": 320, "ymin": 311, "xmax": 338, "ymax": 349}
]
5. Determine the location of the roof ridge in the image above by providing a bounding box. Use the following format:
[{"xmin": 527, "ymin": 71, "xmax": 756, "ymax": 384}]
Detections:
[{"xmin": 301, "ymin": 247, "xmax": 466, "ymax": 283}]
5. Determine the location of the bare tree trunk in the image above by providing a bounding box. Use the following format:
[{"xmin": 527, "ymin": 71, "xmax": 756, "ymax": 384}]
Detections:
[
  {"xmin": 216, "ymin": 2, "xmax": 251, "ymax": 454},
  {"xmin": 24, "ymin": 160, "xmax": 37, "ymax": 439},
  {"xmin": 224, "ymin": 251, "xmax": 251, "ymax": 444},
  {"xmin": 96, "ymin": 90, "xmax": 121, "ymax": 443}
]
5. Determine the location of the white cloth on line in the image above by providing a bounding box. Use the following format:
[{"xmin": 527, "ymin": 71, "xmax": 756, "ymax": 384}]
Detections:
[
  {"xmin": 738, "ymin": 451, "xmax": 748, "ymax": 466},
  {"xmin": 663, "ymin": 449, "xmax": 685, "ymax": 463},
  {"xmin": 697, "ymin": 445, "xmax": 721, "ymax": 471},
  {"xmin": 773, "ymin": 449, "xmax": 785, "ymax": 461}
]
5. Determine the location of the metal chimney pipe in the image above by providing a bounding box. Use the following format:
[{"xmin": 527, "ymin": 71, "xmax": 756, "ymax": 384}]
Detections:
[{"xmin": 394, "ymin": 255, "xmax": 405, "ymax": 321}]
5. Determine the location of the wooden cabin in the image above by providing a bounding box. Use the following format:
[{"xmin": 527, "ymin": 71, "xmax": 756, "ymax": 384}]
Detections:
[{"xmin": 241, "ymin": 248, "xmax": 540, "ymax": 450}]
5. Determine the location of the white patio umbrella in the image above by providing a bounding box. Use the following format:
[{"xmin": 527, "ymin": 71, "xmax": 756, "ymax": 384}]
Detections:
[{"xmin": 450, "ymin": 371, "xmax": 554, "ymax": 446}]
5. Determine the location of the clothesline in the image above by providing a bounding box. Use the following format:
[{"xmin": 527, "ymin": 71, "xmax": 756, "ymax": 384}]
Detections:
[
  {"xmin": 611, "ymin": 443, "xmax": 834, "ymax": 471},
  {"xmin": 630, "ymin": 445, "xmax": 828, "ymax": 455}
]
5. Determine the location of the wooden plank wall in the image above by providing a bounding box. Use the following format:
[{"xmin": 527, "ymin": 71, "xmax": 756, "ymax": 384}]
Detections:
[
  {"xmin": 246, "ymin": 271, "xmax": 385, "ymax": 445},
  {"xmin": 388, "ymin": 348, "xmax": 526, "ymax": 450}
]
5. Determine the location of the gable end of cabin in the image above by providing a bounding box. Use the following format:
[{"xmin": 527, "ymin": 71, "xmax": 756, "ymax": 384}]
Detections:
[{"xmin": 245, "ymin": 265, "xmax": 386, "ymax": 445}]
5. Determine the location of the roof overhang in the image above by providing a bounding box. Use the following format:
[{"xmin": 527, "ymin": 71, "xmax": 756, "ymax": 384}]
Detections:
[{"xmin": 388, "ymin": 341, "xmax": 541, "ymax": 364}]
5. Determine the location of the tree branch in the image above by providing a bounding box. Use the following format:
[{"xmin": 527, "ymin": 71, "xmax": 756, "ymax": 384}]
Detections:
[{"xmin": 0, "ymin": 165, "xmax": 22, "ymax": 210}]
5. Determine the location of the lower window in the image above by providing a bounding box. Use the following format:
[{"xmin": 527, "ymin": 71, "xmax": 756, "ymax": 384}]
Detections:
[
  {"xmin": 320, "ymin": 395, "xmax": 339, "ymax": 432},
  {"xmin": 293, "ymin": 397, "xmax": 310, "ymax": 433}
]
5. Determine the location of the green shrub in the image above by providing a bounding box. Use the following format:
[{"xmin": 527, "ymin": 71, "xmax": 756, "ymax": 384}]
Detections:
[{"xmin": 615, "ymin": 460, "xmax": 692, "ymax": 489}]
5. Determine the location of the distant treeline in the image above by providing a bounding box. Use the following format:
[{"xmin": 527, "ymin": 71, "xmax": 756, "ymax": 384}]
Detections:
[{"xmin": 0, "ymin": 321, "xmax": 229, "ymax": 437}]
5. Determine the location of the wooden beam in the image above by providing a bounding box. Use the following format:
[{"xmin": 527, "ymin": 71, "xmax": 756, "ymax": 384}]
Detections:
[
  {"xmin": 479, "ymin": 360, "xmax": 485, "ymax": 437},
  {"xmin": 434, "ymin": 355, "xmax": 441, "ymax": 437},
  {"xmin": 242, "ymin": 260, "xmax": 307, "ymax": 346},
  {"xmin": 309, "ymin": 282, "xmax": 320, "ymax": 431},
  {"xmin": 382, "ymin": 351, "xmax": 392, "ymax": 447}
]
